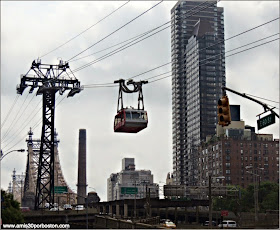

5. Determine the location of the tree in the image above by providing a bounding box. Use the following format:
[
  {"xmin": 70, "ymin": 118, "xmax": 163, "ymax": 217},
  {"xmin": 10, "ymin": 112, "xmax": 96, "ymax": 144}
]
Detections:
[
  {"xmin": 213, "ymin": 182, "xmax": 279, "ymax": 214},
  {"xmin": 1, "ymin": 190, "xmax": 24, "ymax": 224},
  {"xmin": 213, "ymin": 185, "xmax": 244, "ymax": 216},
  {"xmin": 258, "ymin": 181, "xmax": 279, "ymax": 212}
]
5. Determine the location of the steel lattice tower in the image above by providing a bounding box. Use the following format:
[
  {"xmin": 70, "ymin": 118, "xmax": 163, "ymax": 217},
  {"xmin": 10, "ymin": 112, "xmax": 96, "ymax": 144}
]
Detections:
[{"xmin": 17, "ymin": 59, "xmax": 82, "ymax": 209}]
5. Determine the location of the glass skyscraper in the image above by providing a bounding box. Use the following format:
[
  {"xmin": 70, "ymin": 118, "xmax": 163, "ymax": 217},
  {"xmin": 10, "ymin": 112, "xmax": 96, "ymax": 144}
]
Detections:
[{"xmin": 171, "ymin": 0, "xmax": 225, "ymax": 185}]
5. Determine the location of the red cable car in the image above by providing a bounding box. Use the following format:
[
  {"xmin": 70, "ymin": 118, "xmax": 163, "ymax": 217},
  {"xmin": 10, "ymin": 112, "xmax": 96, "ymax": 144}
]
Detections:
[
  {"xmin": 113, "ymin": 79, "xmax": 148, "ymax": 133},
  {"xmin": 114, "ymin": 108, "xmax": 148, "ymax": 133}
]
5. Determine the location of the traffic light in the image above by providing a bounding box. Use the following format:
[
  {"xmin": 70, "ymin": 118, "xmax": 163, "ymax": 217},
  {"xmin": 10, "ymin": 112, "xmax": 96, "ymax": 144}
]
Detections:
[{"xmin": 217, "ymin": 95, "xmax": 231, "ymax": 126}]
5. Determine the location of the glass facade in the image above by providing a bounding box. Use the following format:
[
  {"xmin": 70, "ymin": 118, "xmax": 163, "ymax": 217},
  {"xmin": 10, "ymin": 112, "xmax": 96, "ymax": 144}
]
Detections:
[{"xmin": 171, "ymin": 0, "xmax": 225, "ymax": 185}]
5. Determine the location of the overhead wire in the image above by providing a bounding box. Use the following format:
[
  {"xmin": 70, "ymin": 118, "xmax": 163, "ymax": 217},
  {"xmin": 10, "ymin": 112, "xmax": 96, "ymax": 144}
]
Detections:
[
  {"xmin": 246, "ymin": 94, "xmax": 279, "ymax": 104},
  {"xmin": 1, "ymin": 92, "xmax": 31, "ymax": 142},
  {"xmin": 68, "ymin": 11, "xmax": 279, "ymax": 80},
  {"xmin": 122, "ymin": 35, "xmax": 280, "ymax": 85},
  {"xmin": 67, "ymin": 0, "xmax": 164, "ymax": 62},
  {"xmin": 83, "ymin": 32, "xmax": 279, "ymax": 88},
  {"xmin": 67, "ymin": 0, "xmax": 214, "ymax": 74},
  {"xmin": 5, "ymin": 38, "xmax": 278, "ymax": 151},
  {"xmin": 70, "ymin": 24, "xmax": 169, "ymax": 62},
  {"xmin": 59, "ymin": 0, "xmax": 211, "ymax": 81},
  {"xmin": 2, "ymin": 94, "xmax": 67, "ymax": 152},
  {"xmin": 1, "ymin": 93, "xmax": 37, "ymax": 143},
  {"xmin": 39, "ymin": 1, "xmax": 130, "ymax": 59},
  {"xmin": 151, "ymin": 40, "xmax": 279, "ymax": 85},
  {"xmin": 71, "ymin": 24, "xmax": 171, "ymax": 74},
  {"xmin": 1, "ymin": 99, "xmax": 42, "ymax": 148},
  {"xmin": 84, "ymin": 35, "xmax": 279, "ymax": 88},
  {"xmin": 68, "ymin": 1, "xmax": 216, "ymax": 77},
  {"xmin": 194, "ymin": 17, "xmax": 280, "ymax": 55},
  {"xmin": 1, "ymin": 1, "xmax": 209, "ymax": 150},
  {"xmin": 70, "ymin": 0, "xmax": 210, "ymax": 63},
  {"xmin": 200, "ymin": 35, "xmax": 280, "ymax": 65},
  {"xmin": 1, "ymin": 94, "xmax": 19, "ymax": 129},
  {"xmin": 83, "ymin": 70, "xmax": 172, "ymax": 89},
  {"xmin": 201, "ymin": 38, "xmax": 279, "ymax": 66},
  {"xmin": 3, "ymin": 3, "xmax": 278, "ymax": 149}
]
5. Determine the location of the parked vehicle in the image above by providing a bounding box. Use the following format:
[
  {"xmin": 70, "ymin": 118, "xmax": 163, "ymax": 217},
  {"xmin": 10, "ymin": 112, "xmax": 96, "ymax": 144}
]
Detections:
[
  {"xmin": 49, "ymin": 207, "xmax": 58, "ymax": 211},
  {"xmin": 160, "ymin": 219, "xmax": 176, "ymax": 229},
  {"xmin": 20, "ymin": 207, "xmax": 30, "ymax": 212},
  {"xmin": 203, "ymin": 220, "xmax": 217, "ymax": 226},
  {"xmin": 63, "ymin": 204, "xmax": 72, "ymax": 210},
  {"xmin": 218, "ymin": 220, "xmax": 237, "ymax": 228},
  {"xmin": 75, "ymin": 205, "xmax": 85, "ymax": 211}
]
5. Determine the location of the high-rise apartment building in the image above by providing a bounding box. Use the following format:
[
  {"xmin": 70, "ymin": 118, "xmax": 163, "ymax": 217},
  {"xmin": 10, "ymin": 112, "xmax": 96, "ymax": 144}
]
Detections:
[
  {"xmin": 171, "ymin": 0, "xmax": 225, "ymax": 186},
  {"xmin": 107, "ymin": 158, "xmax": 159, "ymax": 201}
]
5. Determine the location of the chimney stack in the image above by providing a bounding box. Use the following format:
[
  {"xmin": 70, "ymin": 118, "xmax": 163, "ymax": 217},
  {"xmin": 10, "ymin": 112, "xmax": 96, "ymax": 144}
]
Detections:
[{"xmin": 77, "ymin": 129, "xmax": 87, "ymax": 204}]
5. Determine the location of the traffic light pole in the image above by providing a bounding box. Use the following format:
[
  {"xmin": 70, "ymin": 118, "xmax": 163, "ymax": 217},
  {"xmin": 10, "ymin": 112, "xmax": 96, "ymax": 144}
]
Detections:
[{"xmin": 222, "ymin": 86, "xmax": 279, "ymax": 118}]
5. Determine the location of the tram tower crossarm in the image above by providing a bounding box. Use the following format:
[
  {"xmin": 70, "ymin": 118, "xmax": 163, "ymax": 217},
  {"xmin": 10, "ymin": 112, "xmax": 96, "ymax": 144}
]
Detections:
[{"xmin": 16, "ymin": 60, "xmax": 82, "ymax": 97}]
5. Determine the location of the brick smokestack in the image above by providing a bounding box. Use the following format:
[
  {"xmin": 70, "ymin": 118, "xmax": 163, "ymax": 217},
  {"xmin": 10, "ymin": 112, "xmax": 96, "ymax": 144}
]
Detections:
[{"xmin": 77, "ymin": 129, "xmax": 87, "ymax": 204}]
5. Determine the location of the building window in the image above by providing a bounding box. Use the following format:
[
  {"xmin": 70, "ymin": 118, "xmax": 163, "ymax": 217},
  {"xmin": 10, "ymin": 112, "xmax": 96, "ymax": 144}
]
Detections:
[
  {"xmin": 226, "ymin": 170, "xmax": 230, "ymax": 174},
  {"xmin": 226, "ymin": 163, "xmax": 230, "ymax": 168},
  {"xmin": 264, "ymin": 157, "xmax": 268, "ymax": 162},
  {"xmin": 240, "ymin": 149, "xmax": 243, "ymax": 154},
  {"xmin": 226, "ymin": 155, "xmax": 230, "ymax": 161}
]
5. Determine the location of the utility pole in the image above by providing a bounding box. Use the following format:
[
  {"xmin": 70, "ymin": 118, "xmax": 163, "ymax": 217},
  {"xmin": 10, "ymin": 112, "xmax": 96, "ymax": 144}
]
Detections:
[
  {"xmin": 17, "ymin": 59, "xmax": 82, "ymax": 210},
  {"xmin": 209, "ymin": 175, "xmax": 212, "ymax": 229},
  {"xmin": 245, "ymin": 166, "xmax": 263, "ymax": 225},
  {"xmin": 134, "ymin": 179, "xmax": 137, "ymax": 220}
]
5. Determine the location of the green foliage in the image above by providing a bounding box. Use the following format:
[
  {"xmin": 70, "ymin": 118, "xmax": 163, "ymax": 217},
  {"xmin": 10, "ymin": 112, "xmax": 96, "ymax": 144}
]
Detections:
[
  {"xmin": 213, "ymin": 185, "xmax": 245, "ymax": 215},
  {"xmin": 1, "ymin": 190, "xmax": 24, "ymax": 224},
  {"xmin": 258, "ymin": 181, "xmax": 279, "ymax": 212},
  {"xmin": 213, "ymin": 181, "xmax": 279, "ymax": 214}
]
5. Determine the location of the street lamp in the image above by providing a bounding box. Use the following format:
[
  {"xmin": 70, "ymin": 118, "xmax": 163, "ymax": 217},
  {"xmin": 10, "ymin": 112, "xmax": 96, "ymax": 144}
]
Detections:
[
  {"xmin": 1, "ymin": 149, "xmax": 25, "ymax": 161},
  {"xmin": 88, "ymin": 186, "xmax": 96, "ymax": 192},
  {"xmin": 245, "ymin": 166, "xmax": 264, "ymax": 224},
  {"xmin": 209, "ymin": 175, "xmax": 225, "ymax": 229}
]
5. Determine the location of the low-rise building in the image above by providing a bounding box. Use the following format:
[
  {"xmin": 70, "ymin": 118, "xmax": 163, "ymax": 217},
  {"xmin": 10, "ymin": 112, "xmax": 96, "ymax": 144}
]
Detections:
[
  {"xmin": 198, "ymin": 122, "xmax": 279, "ymax": 188},
  {"xmin": 107, "ymin": 158, "xmax": 159, "ymax": 201}
]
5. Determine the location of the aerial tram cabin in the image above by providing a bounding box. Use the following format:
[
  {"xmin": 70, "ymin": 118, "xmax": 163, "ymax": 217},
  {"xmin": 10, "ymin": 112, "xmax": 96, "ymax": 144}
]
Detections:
[
  {"xmin": 113, "ymin": 79, "xmax": 148, "ymax": 133},
  {"xmin": 114, "ymin": 108, "xmax": 148, "ymax": 133}
]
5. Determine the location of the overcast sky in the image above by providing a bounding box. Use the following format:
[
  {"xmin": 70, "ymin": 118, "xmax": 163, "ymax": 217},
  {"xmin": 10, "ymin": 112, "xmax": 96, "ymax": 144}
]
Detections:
[{"xmin": 1, "ymin": 1, "xmax": 279, "ymax": 202}]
